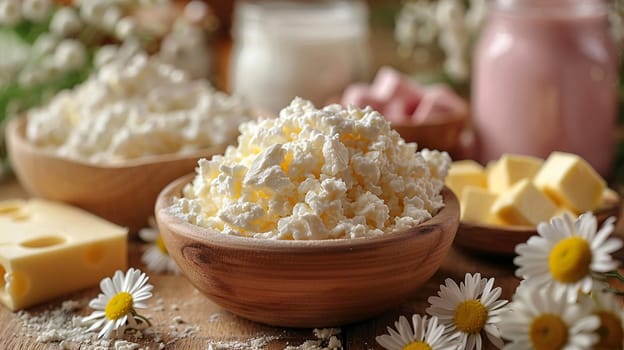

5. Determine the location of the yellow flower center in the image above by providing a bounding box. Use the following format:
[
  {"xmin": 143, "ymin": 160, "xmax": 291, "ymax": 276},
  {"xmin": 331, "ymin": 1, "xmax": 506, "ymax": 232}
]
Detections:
[
  {"xmin": 548, "ymin": 236, "xmax": 592, "ymax": 283},
  {"xmin": 156, "ymin": 235, "xmax": 168, "ymax": 255},
  {"xmin": 595, "ymin": 311, "xmax": 624, "ymax": 350},
  {"xmin": 529, "ymin": 314, "xmax": 568, "ymax": 350},
  {"xmin": 454, "ymin": 299, "xmax": 488, "ymax": 334},
  {"xmin": 105, "ymin": 292, "xmax": 134, "ymax": 320},
  {"xmin": 403, "ymin": 341, "xmax": 432, "ymax": 350}
]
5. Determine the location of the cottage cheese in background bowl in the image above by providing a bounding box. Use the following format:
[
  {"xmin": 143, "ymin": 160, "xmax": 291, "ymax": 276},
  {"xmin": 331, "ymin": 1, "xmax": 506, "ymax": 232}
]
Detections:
[
  {"xmin": 7, "ymin": 53, "xmax": 253, "ymax": 232},
  {"xmin": 25, "ymin": 53, "xmax": 252, "ymax": 163},
  {"xmin": 170, "ymin": 97, "xmax": 451, "ymax": 240}
]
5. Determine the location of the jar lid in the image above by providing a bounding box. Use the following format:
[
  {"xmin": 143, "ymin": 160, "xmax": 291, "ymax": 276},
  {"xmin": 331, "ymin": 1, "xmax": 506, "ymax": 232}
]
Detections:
[{"xmin": 232, "ymin": 0, "xmax": 369, "ymax": 41}]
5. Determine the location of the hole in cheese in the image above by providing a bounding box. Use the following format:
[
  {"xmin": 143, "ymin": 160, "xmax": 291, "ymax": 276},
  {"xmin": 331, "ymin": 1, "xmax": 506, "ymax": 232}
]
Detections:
[
  {"xmin": 0, "ymin": 200, "xmax": 24, "ymax": 215},
  {"xmin": 20, "ymin": 236, "xmax": 66, "ymax": 248}
]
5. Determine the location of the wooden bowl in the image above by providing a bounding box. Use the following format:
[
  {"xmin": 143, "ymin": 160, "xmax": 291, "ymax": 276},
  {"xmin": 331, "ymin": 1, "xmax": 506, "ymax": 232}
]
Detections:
[
  {"xmin": 5, "ymin": 116, "xmax": 226, "ymax": 233},
  {"xmin": 454, "ymin": 195, "xmax": 621, "ymax": 256},
  {"xmin": 155, "ymin": 174, "xmax": 460, "ymax": 328},
  {"xmin": 391, "ymin": 113, "xmax": 466, "ymax": 153}
]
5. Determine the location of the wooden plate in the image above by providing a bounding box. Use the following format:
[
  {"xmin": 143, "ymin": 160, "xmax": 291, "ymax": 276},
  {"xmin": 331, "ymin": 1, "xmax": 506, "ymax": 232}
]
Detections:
[{"xmin": 454, "ymin": 195, "xmax": 621, "ymax": 256}]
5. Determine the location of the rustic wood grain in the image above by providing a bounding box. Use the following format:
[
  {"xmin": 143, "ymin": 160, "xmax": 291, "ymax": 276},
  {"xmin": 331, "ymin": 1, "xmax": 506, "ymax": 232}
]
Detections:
[
  {"xmin": 1, "ymin": 177, "xmax": 622, "ymax": 349},
  {"xmin": 5, "ymin": 116, "xmax": 225, "ymax": 234}
]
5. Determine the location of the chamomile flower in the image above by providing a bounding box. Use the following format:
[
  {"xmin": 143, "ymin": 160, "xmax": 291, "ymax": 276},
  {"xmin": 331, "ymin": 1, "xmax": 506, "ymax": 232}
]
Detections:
[
  {"xmin": 140, "ymin": 217, "xmax": 180, "ymax": 274},
  {"xmin": 427, "ymin": 273, "xmax": 508, "ymax": 350},
  {"xmin": 500, "ymin": 284, "xmax": 600, "ymax": 350},
  {"xmin": 582, "ymin": 291, "xmax": 624, "ymax": 349},
  {"xmin": 514, "ymin": 213, "xmax": 622, "ymax": 303},
  {"xmin": 376, "ymin": 314, "xmax": 459, "ymax": 350},
  {"xmin": 82, "ymin": 268, "xmax": 153, "ymax": 339}
]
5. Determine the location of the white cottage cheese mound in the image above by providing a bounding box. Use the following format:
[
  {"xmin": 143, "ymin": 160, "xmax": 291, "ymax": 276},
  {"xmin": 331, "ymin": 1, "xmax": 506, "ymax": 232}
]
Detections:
[
  {"xmin": 26, "ymin": 53, "xmax": 252, "ymax": 163},
  {"xmin": 170, "ymin": 98, "xmax": 451, "ymax": 240}
]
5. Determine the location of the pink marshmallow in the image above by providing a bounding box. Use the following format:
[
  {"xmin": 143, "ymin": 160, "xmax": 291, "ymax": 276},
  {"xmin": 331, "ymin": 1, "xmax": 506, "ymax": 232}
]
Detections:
[
  {"xmin": 341, "ymin": 83, "xmax": 371, "ymax": 106},
  {"xmin": 383, "ymin": 99, "xmax": 411, "ymax": 124},
  {"xmin": 370, "ymin": 66, "xmax": 425, "ymax": 105},
  {"xmin": 340, "ymin": 84, "xmax": 384, "ymax": 112},
  {"xmin": 412, "ymin": 85, "xmax": 468, "ymax": 124}
]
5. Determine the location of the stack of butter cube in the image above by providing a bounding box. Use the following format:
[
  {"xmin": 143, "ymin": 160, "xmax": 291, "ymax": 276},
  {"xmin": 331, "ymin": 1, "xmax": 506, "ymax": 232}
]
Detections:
[{"xmin": 446, "ymin": 152, "xmax": 613, "ymax": 227}]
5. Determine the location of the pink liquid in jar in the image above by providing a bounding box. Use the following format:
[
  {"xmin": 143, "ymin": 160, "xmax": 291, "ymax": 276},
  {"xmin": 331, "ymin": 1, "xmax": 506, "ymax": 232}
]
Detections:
[{"xmin": 472, "ymin": 0, "xmax": 618, "ymax": 177}]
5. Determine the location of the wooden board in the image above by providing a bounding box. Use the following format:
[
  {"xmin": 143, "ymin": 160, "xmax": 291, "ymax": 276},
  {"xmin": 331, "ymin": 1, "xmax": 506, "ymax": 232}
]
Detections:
[{"xmin": 0, "ymin": 177, "xmax": 618, "ymax": 349}]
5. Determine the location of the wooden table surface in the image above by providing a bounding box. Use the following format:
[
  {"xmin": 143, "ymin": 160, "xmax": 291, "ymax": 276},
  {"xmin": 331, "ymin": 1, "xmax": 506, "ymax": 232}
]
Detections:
[{"xmin": 0, "ymin": 177, "xmax": 620, "ymax": 350}]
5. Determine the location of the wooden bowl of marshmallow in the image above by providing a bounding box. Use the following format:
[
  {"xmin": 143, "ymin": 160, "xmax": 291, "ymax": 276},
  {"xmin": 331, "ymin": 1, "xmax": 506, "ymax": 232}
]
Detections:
[
  {"xmin": 155, "ymin": 98, "xmax": 459, "ymax": 327},
  {"xmin": 340, "ymin": 66, "xmax": 468, "ymax": 153}
]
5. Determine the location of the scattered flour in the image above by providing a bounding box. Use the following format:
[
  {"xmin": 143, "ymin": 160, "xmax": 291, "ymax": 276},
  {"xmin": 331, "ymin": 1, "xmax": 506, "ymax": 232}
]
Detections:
[
  {"xmin": 207, "ymin": 335, "xmax": 280, "ymax": 350},
  {"xmin": 17, "ymin": 299, "xmax": 197, "ymax": 349},
  {"xmin": 18, "ymin": 300, "xmax": 111, "ymax": 349},
  {"xmin": 285, "ymin": 328, "xmax": 343, "ymax": 350}
]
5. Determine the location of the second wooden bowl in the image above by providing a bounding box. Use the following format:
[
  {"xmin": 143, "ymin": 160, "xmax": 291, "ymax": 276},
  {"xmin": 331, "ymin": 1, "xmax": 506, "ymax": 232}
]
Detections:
[
  {"xmin": 454, "ymin": 195, "xmax": 621, "ymax": 256},
  {"xmin": 392, "ymin": 113, "xmax": 466, "ymax": 153},
  {"xmin": 156, "ymin": 174, "xmax": 460, "ymax": 328},
  {"xmin": 6, "ymin": 116, "xmax": 225, "ymax": 233}
]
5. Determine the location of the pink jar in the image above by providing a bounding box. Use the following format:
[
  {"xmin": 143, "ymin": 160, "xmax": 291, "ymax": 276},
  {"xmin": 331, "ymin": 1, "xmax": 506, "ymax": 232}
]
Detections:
[{"xmin": 472, "ymin": 0, "xmax": 618, "ymax": 176}]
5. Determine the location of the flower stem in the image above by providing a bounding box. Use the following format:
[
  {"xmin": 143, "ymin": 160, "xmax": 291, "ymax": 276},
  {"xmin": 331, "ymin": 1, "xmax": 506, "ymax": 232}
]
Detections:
[
  {"xmin": 131, "ymin": 309, "xmax": 152, "ymax": 327},
  {"xmin": 603, "ymin": 270, "xmax": 624, "ymax": 282},
  {"xmin": 604, "ymin": 288, "xmax": 624, "ymax": 296}
]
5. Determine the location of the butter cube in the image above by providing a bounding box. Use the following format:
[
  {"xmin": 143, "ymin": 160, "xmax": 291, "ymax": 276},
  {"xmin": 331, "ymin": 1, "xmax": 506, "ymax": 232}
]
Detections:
[
  {"xmin": 596, "ymin": 188, "xmax": 620, "ymax": 212},
  {"xmin": 0, "ymin": 199, "xmax": 127, "ymax": 310},
  {"xmin": 460, "ymin": 186, "xmax": 506, "ymax": 225},
  {"xmin": 534, "ymin": 152, "xmax": 605, "ymax": 213},
  {"xmin": 487, "ymin": 154, "xmax": 543, "ymax": 194},
  {"xmin": 492, "ymin": 179, "xmax": 558, "ymax": 226},
  {"xmin": 446, "ymin": 160, "xmax": 487, "ymax": 198}
]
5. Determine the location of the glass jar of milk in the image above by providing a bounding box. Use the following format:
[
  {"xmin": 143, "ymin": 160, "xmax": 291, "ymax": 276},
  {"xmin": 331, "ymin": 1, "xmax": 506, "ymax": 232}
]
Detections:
[
  {"xmin": 230, "ymin": 0, "xmax": 371, "ymax": 114},
  {"xmin": 472, "ymin": 0, "xmax": 618, "ymax": 176}
]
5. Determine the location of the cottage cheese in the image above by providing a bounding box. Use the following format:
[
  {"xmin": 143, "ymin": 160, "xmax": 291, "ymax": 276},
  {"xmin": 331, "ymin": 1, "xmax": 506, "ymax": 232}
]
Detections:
[
  {"xmin": 171, "ymin": 98, "xmax": 450, "ymax": 240},
  {"xmin": 26, "ymin": 53, "xmax": 252, "ymax": 163}
]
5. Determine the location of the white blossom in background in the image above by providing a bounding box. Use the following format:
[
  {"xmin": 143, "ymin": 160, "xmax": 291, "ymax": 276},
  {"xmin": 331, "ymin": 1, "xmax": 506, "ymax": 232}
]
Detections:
[
  {"xmin": 101, "ymin": 5, "xmax": 122, "ymax": 31},
  {"xmin": 184, "ymin": 0, "xmax": 210, "ymax": 24},
  {"xmin": 40, "ymin": 57, "xmax": 61, "ymax": 80},
  {"xmin": 465, "ymin": 0, "xmax": 488, "ymax": 32},
  {"xmin": 94, "ymin": 45, "xmax": 119, "ymax": 68},
  {"xmin": 79, "ymin": 0, "xmax": 112, "ymax": 29},
  {"xmin": 17, "ymin": 67, "xmax": 44, "ymax": 87},
  {"xmin": 395, "ymin": 0, "xmax": 489, "ymax": 83},
  {"xmin": 159, "ymin": 19, "xmax": 211, "ymax": 79},
  {"xmin": 436, "ymin": 0, "xmax": 470, "ymax": 82},
  {"xmin": 54, "ymin": 39, "xmax": 87, "ymax": 72},
  {"xmin": 0, "ymin": 31, "xmax": 29, "ymax": 88},
  {"xmin": 21, "ymin": 0, "xmax": 52, "ymax": 23},
  {"xmin": 0, "ymin": 0, "xmax": 22, "ymax": 27},
  {"xmin": 444, "ymin": 54, "xmax": 469, "ymax": 81},
  {"xmin": 94, "ymin": 40, "xmax": 142, "ymax": 68},
  {"xmin": 115, "ymin": 17, "xmax": 137, "ymax": 40},
  {"xmin": 32, "ymin": 33, "xmax": 59, "ymax": 56},
  {"xmin": 50, "ymin": 7, "xmax": 82, "ymax": 36},
  {"xmin": 395, "ymin": 0, "xmax": 438, "ymax": 51}
]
